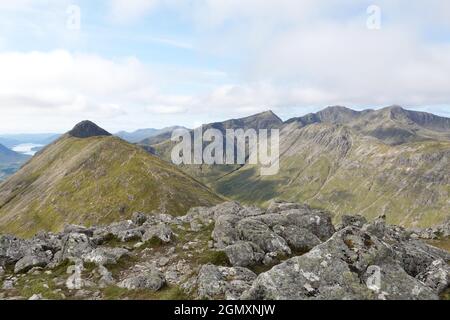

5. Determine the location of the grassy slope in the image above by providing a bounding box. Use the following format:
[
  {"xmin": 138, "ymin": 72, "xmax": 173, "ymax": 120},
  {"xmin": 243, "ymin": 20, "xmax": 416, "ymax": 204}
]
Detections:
[
  {"xmin": 212, "ymin": 127, "xmax": 450, "ymax": 228},
  {"xmin": 0, "ymin": 135, "xmax": 222, "ymax": 237}
]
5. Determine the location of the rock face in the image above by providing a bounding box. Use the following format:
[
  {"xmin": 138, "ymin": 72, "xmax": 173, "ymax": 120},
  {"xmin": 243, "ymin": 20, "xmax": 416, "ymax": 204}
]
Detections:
[
  {"xmin": 0, "ymin": 201, "xmax": 449, "ymax": 300},
  {"xmin": 209, "ymin": 202, "xmax": 335, "ymax": 267},
  {"xmin": 67, "ymin": 120, "xmax": 112, "ymax": 138},
  {"xmin": 242, "ymin": 216, "xmax": 450, "ymax": 300}
]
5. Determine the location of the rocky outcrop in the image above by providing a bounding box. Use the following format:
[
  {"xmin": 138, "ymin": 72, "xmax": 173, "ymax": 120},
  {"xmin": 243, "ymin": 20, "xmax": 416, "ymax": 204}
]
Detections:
[
  {"xmin": 118, "ymin": 269, "xmax": 165, "ymax": 291},
  {"xmin": 209, "ymin": 201, "xmax": 335, "ymax": 267},
  {"xmin": 0, "ymin": 201, "xmax": 448, "ymax": 300},
  {"xmin": 196, "ymin": 264, "xmax": 257, "ymax": 300}
]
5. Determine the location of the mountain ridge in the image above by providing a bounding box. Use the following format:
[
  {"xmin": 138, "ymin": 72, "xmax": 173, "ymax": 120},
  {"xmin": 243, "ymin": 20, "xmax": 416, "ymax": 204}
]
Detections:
[{"xmin": 0, "ymin": 121, "xmax": 222, "ymax": 237}]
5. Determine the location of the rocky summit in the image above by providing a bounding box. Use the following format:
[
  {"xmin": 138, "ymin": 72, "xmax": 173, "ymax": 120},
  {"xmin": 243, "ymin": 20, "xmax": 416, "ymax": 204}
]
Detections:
[
  {"xmin": 68, "ymin": 120, "xmax": 112, "ymax": 139},
  {"xmin": 0, "ymin": 201, "xmax": 448, "ymax": 300}
]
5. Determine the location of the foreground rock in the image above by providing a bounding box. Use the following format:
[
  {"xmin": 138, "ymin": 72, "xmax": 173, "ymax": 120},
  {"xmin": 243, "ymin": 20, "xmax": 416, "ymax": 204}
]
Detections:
[{"xmin": 0, "ymin": 201, "xmax": 449, "ymax": 300}]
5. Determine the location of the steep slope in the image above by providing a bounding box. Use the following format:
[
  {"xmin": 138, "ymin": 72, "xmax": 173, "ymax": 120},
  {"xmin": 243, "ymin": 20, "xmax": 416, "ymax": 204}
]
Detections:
[
  {"xmin": 0, "ymin": 122, "xmax": 222, "ymax": 237},
  {"xmin": 215, "ymin": 120, "xmax": 450, "ymax": 227},
  {"xmin": 145, "ymin": 110, "xmax": 284, "ymax": 184},
  {"xmin": 143, "ymin": 107, "xmax": 449, "ymax": 228}
]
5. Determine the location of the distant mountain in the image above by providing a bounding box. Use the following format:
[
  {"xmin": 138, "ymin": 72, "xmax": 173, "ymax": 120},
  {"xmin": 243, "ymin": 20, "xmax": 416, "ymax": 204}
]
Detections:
[
  {"xmin": 116, "ymin": 126, "xmax": 186, "ymax": 143},
  {"xmin": 0, "ymin": 133, "xmax": 61, "ymax": 147},
  {"xmin": 287, "ymin": 106, "xmax": 450, "ymax": 145},
  {"xmin": 145, "ymin": 106, "xmax": 450, "ymax": 228},
  {"xmin": 145, "ymin": 110, "xmax": 284, "ymax": 183},
  {"xmin": 0, "ymin": 143, "xmax": 29, "ymax": 164},
  {"xmin": 0, "ymin": 144, "xmax": 30, "ymax": 182},
  {"xmin": 0, "ymin": 121, "xmax": 222, "ymax": 237}
]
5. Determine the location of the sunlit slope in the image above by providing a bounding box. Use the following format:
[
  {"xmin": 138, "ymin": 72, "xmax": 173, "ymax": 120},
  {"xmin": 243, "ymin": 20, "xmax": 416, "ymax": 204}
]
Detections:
[
  {"xmin": 0, "ymin": 134, "xmax": 222, "ymax": 237},
  {"xmin": 215, "ymin": 122, "xmax": 450, "ymax": 228}
]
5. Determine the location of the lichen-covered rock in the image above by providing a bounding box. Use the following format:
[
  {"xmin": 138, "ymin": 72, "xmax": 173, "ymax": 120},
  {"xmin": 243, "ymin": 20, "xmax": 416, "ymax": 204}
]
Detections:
[
  {"xmin": 197, "ymin": 264, "xmax": 257, "ymax": 300},
  {"xmin": 416, "ymin": 259, "xmax": 450, "ymax": 295},
  {"xmin": 142, "ymin": 223, "xmax": 174, "ymax": 243},
  {"xmin": 97, "ymin": 265, "xmax": 115, "ymax": 288},
  {"xmin": 237, "ymin": 218, "xmax": 291, "ymax": 256},
  {"xmin": 212, "ymin": 214, "xmax": 241, "ymax": 248},
  {"xmin": 272, "ymin": 225, "xmax": 321, "ymax": 252},
  {"xmin": 118, "ymin": 269, "xmax": 165, "ymax": 291},
  {"xmin": 14, "ymin": 249, "xmax": 52, "ymax": 273},
  {"xmin": 66, "ymin": 261, "xmax": 90, "ymax": 290},
  {"xmin": 0, "ymin": 235, "xmax": 29, "ymax": 267},
  {"xmin": 224, "ymin": 241, "xmax": 264, "ymax": 267},
  {"xmin": 82, "ymin": 247, "xmax": 129, "ymax": 266},
  {"xmin": 242, "ymin": 227, "xmax": 439, "ymax": 300},
  {"xmin": 60, "ymin": 233, "xmax": 95, "ymax": 262}
]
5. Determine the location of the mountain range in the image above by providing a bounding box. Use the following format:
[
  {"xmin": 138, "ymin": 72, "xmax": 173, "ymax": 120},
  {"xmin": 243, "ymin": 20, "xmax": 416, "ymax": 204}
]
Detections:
[
  {"xmin": 144, "ymin": 106, "xmax": 450, "ymax": 228},
  {"xmin": 0, "ymin": 106, "xmax": 448, "ymax": 238},
  {"xmin": 115, "ymin": 126, "xmax": 186, "ymax": 143},
  {"xmin": 0, "ymin": 121, "xmax": 221, "ymax": 237}
]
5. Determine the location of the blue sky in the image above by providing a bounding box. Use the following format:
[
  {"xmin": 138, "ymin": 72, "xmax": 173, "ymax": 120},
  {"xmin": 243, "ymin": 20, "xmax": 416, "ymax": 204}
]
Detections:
[{"xmin": 0, "ymin": 0, "xmax": 449, "ymax": 133}]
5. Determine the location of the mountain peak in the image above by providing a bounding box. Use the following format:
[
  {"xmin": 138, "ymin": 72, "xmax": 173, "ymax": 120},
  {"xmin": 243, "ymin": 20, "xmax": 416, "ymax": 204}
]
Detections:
[{"xmin": 68, "ymin": 120, "xmax": 111, "ymax": 138}]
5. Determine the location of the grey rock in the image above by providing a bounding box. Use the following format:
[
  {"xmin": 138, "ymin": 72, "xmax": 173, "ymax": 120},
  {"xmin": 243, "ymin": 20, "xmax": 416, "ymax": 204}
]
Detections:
[
  {"xmin": 416, "ymin": 259, "xmax": 450, "ymax": 295},
  {"xmin": 212, "ymin": 214, "xmax": 241, "ymax": 248},
  {"xmin": 340, "ymin": 215, "xmax": 368, "ymax": 229},
  {"xmin": 116, "ymin": 228, "xmax": 144, "ymax": 242},
  {"xmin": 131, "ymin": 212, "xmax": 148, "ymax": 226},
  {"xmin": 82, "ymin": 247, "xmax": 129, "ymax": 266},
  {"xmin": 224, "ymin": 241, "xmax": 264, "ymax": 267},
  {"xmin": 97, "ymin": 265, "xmax": 115, "ymax": 288},
  {"xmin": 197, "ymin": 264, "xmax": 257, "ymax": 300},
  {"xmin": 0, "ymin": 235, "xmax": 29, "ymax": 266},
  {"xmin": 14, "ymin": 250, "xmax": 52, "ymax": 273},
  {"xmin": 272, "ymin": 225, "xmax": 322, "ymax": 252},
  {"xmin": 242, "ymin": 227, "xmax": 438, "ymax": 300},
  {"xmin": 237, "ymin": 218, "xmax": 291, "ymax": 256},
  {"xmin": 60, "ymin": 233, "xmax": 95, "ymax": 262},
  {"xmin": 118, "ymin": 270, "xmax": 165, "ymax": 291},
  {"xmin": 142, "ymin": 223, "xmax": 174, "ymax": 243},
  {"xmin": 28, "ymin": 294, "xmax": 43, "ymax": 300},
  {"xmin": 66, "ymin": 261, "xmax": 86, "ymax": 290}
]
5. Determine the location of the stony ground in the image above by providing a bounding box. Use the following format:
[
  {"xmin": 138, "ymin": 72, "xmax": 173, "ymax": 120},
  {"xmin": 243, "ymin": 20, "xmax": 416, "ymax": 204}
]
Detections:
[{"xmin": 0, "ymin": 201, "xmax": 449, "ymax": 300}]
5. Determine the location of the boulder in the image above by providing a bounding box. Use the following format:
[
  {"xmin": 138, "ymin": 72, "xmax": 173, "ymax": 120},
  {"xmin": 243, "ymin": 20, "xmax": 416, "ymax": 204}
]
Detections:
[
  {"xmin": 118, "ymin": 269, "xmax": 165, "ymax": 291},
  {"xmin": 212, "ymin": 214, "xmax": 241, "ymax": 248},
  {"xmin": 242, "ymin": 227, "xmax": 439, "ymax": 300},
  {"xmin": 237, "ymin": 218, "xmax": 291, "ymax": 256},
  {"xmin": 197, "ymin": 264, "xmax": 257, "ymax": 300},
  {"xmin": 14, "ymin": 249, "xmax": 52, "ymax": 274},
  {"xmin": 272, "ymin": 225, "xmax": 322, "ymax": 252},
  {"xmin": 0, "ymin": 235, "xmax": 29, "ymax": 267},
  {"xmin": 142, "ymin": 223, "xmax": 174, "ymax": 243},
  {"xmin": 417, "ymin": 259, "xmax": 450, "ymax": 295},
  {"xmin": 82, "ymin": 247, "xmax": 129, "ymax": 266},
  {"xmin": 131, "ymin": 212, "xmax": 148, "ymax": 226},
  {"xmin": 224, "ymin": 241, "xmax": 264, "ymax": 267},
  {"xmin": 60, "ymin": 233, "xmax": 95, "ymax": 262}
]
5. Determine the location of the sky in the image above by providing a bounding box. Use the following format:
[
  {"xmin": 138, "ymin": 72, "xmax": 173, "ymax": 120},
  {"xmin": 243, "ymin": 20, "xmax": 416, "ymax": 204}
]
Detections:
[{"xmin": 0, "ymin": 0, "xmax": 450, "ymax": 133}]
